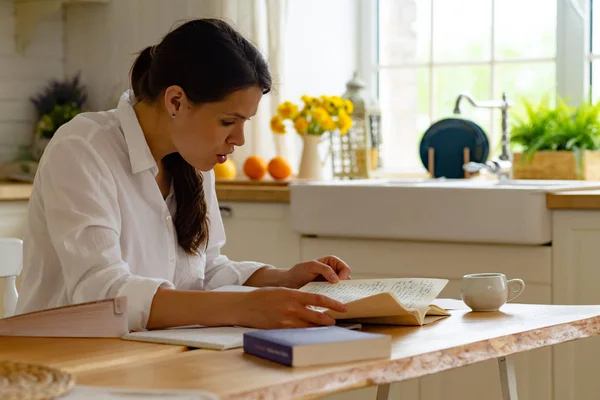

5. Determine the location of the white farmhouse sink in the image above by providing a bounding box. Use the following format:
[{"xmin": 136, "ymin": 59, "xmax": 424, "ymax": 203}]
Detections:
[{"xmin": 289, "ymin": 178, "xmax": 600, "ymax": 245}]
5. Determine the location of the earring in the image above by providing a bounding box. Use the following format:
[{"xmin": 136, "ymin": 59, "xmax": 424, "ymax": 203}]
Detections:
[{"xmin": 171, "ymin": 114, "xmax": 176, "ymax": 119}]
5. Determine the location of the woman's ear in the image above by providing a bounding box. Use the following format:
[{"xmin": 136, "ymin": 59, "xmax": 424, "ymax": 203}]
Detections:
[{"xmin": 163, "ymin": 85, "xmax": 187, "ymax": 117}]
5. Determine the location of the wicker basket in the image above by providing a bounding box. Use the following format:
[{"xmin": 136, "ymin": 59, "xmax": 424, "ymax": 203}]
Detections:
[
  {"xmin": 0, "ymin": 361, "xmax": 75, "ymax": 400},
  {"xmin": 513, "ymin": 151, "xmax": 600, "ymax": 180}
]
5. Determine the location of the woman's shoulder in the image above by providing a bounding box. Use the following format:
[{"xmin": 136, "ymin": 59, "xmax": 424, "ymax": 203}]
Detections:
[
  {"xmin": 43, "ymin": 110, "xmax": 126, "ymax": 160},
  {"xmin": 51, "ymin": 110, "xmax": 121, "ymax": 144},
  {"xmin": 37, "ymin": 110, "xmax": 129, "ymax": 179}
]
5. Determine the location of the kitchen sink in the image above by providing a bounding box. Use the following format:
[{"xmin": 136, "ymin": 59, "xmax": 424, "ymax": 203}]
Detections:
[{"xmin": 289, "ymin": 178, "xmax": 600, "ymax": 245}]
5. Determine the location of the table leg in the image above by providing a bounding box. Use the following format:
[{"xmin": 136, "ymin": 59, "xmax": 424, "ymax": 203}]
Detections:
[
  {"xmin": 376, "ymin": 383, "xmax": 391, "ymax": 400},
  {"xmin": 498, "ymin": 356, "xmax": 518, "ymax": 400}
]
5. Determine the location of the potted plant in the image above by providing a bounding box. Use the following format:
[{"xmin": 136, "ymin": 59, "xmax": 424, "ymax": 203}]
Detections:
[
  {"xmin": 270, "ymin": 95, "xmax": 353, "ymax": 180},
  {"xmin": 510, "ymin": 96, "xmax": 600, "ymax": 180},
  {"xmin": 30, "ymin": 73, "xmax": 87, "ymax": 160}
]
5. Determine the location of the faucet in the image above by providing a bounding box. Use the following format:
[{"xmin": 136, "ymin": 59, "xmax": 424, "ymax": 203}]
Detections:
[{"xmin": 454, "ymin": 92, "xmax": 513, "ymax": 180}]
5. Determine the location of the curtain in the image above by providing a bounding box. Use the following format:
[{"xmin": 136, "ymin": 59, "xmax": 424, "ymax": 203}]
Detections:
[{"xmin": 208, "ymin": 0, "xmax": 291, "ymax": 173}]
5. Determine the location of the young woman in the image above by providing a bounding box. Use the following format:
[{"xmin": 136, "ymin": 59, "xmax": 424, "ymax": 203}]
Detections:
[{"xmin": 15, "ymin": 19, "xmax": 351, "ymax": 332}]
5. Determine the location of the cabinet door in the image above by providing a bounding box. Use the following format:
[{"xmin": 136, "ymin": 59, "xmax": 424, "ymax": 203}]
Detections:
[
  {"xmin": 552, "ymin": 210, "xmax": 600, "ymax": 400},
  {"xmin": 301, "ymin": 237, "xmax": 552, "ymax": 400},
  {"xmin": 219, "ymin": 202, "xmax": 300, "ymax": 270}
]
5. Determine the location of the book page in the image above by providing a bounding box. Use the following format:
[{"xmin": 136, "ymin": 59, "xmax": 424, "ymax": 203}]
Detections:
[{"xmin": 301, "ymin": 278, "xmax": 448, "ymax": 311}]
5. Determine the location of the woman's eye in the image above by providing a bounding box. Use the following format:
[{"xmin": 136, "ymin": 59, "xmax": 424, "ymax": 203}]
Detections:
[{"xmin": 221, "ymin": 120, "xmax": 235, "ymax": 127}]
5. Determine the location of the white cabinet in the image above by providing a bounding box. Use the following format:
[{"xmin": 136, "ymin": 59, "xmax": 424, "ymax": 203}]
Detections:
[
  {"xmin": 301, "ymin": 236, "xmax": 552, "ymax": 400},
  {"xmin": 552, "ymin": 211, "xmax": 600, "ymax": 400},
  {"xmin": 219, "ymin": 202, "xmax": 301, "ymax": 270}
]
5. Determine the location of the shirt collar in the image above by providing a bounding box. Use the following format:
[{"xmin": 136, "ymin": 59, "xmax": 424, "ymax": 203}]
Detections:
[{"xmin": 117, "ymin": 90, "xmax": 158, "ymax": 176}]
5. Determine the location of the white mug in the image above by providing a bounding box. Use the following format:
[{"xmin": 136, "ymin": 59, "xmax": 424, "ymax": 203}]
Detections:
[{"xmin": 461, "ymin": 273, "xmax": 525, "ymax": 312}]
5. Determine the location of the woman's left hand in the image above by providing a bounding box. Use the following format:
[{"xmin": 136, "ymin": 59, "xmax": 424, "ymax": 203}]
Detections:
[{"xmin": 284, "ymin": 255, "xmax": 352, "ymax": 289}]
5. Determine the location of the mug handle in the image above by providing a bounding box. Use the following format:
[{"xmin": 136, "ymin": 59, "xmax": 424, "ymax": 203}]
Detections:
[{"xmin": 507, "ymin": 279, "xmax": 525, "ymax": 302}]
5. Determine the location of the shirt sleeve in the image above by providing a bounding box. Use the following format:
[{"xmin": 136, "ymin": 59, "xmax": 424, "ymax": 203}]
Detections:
[
  {"xmin": 40, "ymin": 137, "xmax": 174, "ymax": 331},
  {"xmin": 202, "ymin": 170, "xmax": 274, "ymax": 291}
]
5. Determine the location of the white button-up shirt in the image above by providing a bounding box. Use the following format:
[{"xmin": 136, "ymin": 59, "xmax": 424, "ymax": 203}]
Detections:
[{"xmin": 15, "ymin": 91, "xmax": 270, "ymax": 331}]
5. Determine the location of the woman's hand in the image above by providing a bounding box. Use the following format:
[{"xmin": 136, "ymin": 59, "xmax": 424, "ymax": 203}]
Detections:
[
  {"xmin": 236, "ymin": 287, "xmax": 347, "ymax": 329},
  {"xmin": 284, "ymin": 255, "xmax": 352, "ymax": 289}
]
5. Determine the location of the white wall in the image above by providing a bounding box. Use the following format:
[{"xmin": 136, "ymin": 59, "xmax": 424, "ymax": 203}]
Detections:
[
  {"xmin": 64, "ymin": 0, "xmax": 219, "ymax": 111},
  {"xmin": 0, "ymin": 0, "xmax": 64, "ymax": 164}
]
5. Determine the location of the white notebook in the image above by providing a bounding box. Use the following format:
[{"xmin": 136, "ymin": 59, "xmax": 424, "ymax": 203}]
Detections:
[{"xmin": 122, "ymin": 326, "xmax": 258, "ymax": 350}]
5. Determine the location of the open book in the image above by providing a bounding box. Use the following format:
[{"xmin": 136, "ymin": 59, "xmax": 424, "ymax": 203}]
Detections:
[
  {"xmin": 212, "ymin": 278, "xmax": 451, "ymax": 326},
  {"xmin": 300, "ymin": 278, "xmax": 450, "ymax": 326}
]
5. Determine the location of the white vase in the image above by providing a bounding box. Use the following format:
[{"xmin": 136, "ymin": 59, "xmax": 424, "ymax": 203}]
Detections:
[{"xmin": 298, "ymin": 134, "xmax": 323, "ymax": 181}]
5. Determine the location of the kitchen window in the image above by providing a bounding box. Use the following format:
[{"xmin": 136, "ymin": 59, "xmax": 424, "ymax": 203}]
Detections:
[
  {"xmin": 359, "ymin": 0, "xmax": 590, "ymax": 173},
  {"xmin": 592, "ymin": 0, "xmax": 600, "ymax": 100}
]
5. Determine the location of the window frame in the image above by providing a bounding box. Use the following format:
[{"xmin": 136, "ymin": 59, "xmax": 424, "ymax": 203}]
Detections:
[{"xmin": 358, "ymin": 0, "xmax": 592, "ymax": 173}]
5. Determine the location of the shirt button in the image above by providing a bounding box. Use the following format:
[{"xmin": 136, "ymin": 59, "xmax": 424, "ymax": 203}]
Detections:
[
  {"xmin": 170, "ymin": 256, "xmax": 175, "ymax": 262},
  {"xmin": 166, "ymin": 215, "xmax": 172, "ymax": 221}
]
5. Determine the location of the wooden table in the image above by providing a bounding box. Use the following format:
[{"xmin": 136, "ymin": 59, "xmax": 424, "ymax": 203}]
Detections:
[
  {"xmin": 73, "ymin": 303, "xmax": 600, "ymax": 400},
  {"xmin": 0, "ymin": 337, "xmax": 187, "ymax": 374}
]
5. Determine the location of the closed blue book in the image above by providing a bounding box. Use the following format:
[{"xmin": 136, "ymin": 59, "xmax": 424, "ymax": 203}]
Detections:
[{"xmin": 243, "ymin": 326, "xmax": 391, "ymax": 367}]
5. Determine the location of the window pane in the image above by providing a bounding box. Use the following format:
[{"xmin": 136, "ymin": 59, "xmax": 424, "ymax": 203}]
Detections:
[
  {"xmin": 592, "ymin": 61, "xmax": 600, "ymax": 102},
  {"xmin": 493, "ymin": 62, "xmax": 555, "ymax": 155},
  {"xmin": 432, "ymin": 0, "xmax": 492, "ymax": 62},
  {"xmin": 432, "ymin": 66, "xmax": 493, "ymax": 141},
  {"xmin": 494, "ymin": 0, "xmax": 556, "ymax": 59},
  {"xmin": 594, "ymin": 0, "xmax": 600, "ymax": 54},
  {"xmin": 379, "ymin": 0, "xmax": 431, "ymax": 65},
  {"xmin": 494, "ymin": 62, "xmax": 556, "ymax": 116},
  {"xmin": 379, "ymin": 68, "xmax": 430, "ymax": 170}
]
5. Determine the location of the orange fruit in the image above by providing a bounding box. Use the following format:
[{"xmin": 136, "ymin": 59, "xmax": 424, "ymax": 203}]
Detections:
[
  {"xmin": 268, "ymin": 156, "xmax": 292, "ymax": 180},
  {"xmin": 213, "ymin": 158, "xmax": 236, "ymax": 180},
  {"xmin": 243, "ymin": 155, "xmax": 268, "ymax": 180}
]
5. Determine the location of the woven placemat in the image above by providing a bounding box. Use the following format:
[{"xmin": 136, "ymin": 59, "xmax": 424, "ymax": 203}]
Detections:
[{"xmin": 0, "ymin": 361, "xmax": 75, "ymax": 400}]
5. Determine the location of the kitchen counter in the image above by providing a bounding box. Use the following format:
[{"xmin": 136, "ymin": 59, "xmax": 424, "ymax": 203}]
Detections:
[
  {"xmin": 215, "ymin": 179, "xmax": 290, "ymax": 203},
  {"xmin": 546, "ymin": 190, "xmax": 600, "ymax": 210},
  {"xmin": 4, "ymin": 180, "xmax": 600, "ymax": 210},
  {"xmin": 215, "ymin": 180, "xmax": 600, "ymax": 211},
  {"xmin": 0, "ymin": 180, "xmax": 288, "ymax": 203},
  {"xmin": 0, "ymin": 182, "xmax": 32, "ymax": 201}
]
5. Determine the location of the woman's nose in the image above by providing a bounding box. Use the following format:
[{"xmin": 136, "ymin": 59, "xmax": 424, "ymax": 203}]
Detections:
[{"xmin": 229, "ymin": 125, "xmax": 245, "ymax": 147}]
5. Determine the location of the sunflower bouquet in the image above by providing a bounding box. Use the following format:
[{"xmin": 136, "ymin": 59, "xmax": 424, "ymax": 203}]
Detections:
[{"xmin": 270, "ymin": 95, "xmax": 354, "ymax": 136}]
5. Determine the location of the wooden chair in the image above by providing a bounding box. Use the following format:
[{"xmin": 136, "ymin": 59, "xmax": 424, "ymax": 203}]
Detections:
[{"xmin": 0, "ymin": 238, "xmax": 23, "ymax": 317}]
